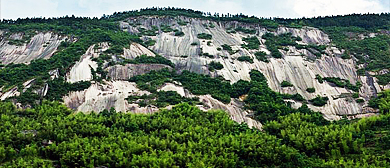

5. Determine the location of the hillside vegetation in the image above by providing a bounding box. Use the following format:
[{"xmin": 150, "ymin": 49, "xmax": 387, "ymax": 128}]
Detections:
[
  {"xmin": 0, "ymin": 94, "xmax": 390, "ymax": 167},
  {"xmin": 1, "ymin": 7, "xmax": 390, "ymax": 167}
]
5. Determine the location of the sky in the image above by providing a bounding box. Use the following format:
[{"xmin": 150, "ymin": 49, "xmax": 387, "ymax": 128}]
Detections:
[{"xmin": 1, "ymin": 0, "xmax": 389, "ymax": 20}]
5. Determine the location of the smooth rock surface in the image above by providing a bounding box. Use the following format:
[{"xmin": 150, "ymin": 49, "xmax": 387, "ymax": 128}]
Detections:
[{"xmin": 0, "ymin": 32, "xmax": 66, "ymax": 64}]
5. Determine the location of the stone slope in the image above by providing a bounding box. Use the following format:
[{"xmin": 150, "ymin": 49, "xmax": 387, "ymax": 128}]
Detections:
[
  {"xmin": 0, "ymin": 16, "xmax": 380, "ymax": 128},
  {"xmin": 119, "ymin": 16, "xmax": 377, "ymax": 120},
  {"xmin": 0, "ymin": 32, "xmax": 66, "ymax": 64}
]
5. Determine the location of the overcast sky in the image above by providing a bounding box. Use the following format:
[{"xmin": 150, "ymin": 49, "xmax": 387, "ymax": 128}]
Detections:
[{"xmin": 1, "ymin": 0, "xmax": 389, "ymax": 20}]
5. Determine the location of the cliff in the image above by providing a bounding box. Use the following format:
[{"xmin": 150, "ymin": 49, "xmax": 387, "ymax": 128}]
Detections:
[{"xmin": 0, "ymin": 15, "xmax": 382, "ymax": 129}]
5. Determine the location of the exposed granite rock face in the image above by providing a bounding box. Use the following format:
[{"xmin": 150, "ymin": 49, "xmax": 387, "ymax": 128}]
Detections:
[
  {"xmin": 66, "ymin": 45, "xmax": 99, "ymax": 83},
  {"xmin": 64, "ymin": 81, "xmax": 262, "ymax": 129},
  {"xmin": 0, "ymin": 32, "xmax": 66, "ymax": 64},
  {"xmin": 106, "ymin": 64, "xmax": 171, "ymax": 80},
  {"xmin": 276, "ymin": 27, "xmax": 331, "ymax": 44},
  {"xmin": 1, "ymin": 16, "xmax": 380, "ymax": 128},
  {"xmin": 197, "ymin": 95, "xmax": 262, "ymax": 129},
  {"xmin": 173, "ymin": 87, "xmax": 264, "ymax": 129},
  {"xmin": 64, "ymin": 81, "xmax": 154, "ymax": 113},
  {"xmin": 119, "ymin": 16, "xmax": 378, "ymax": 120},
  {"xmin": 123, "ymin": 43, "xmax": 156, "ymax": 59},
  {"xmin": 0, "ymin": 87, "xmax": 19, "ymax": 101}
]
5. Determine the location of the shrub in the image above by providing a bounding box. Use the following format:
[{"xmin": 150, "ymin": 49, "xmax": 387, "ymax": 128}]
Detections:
[
  {"xmin": 235, "ymin": 27, "xmax": 256, "ymax": 34},
  {"xmin": 174, "ymin": 30, "xmax": 185, "ymax": 36},
  {"xmin": 241, "ymin": 36, "xmax": 260, "ymax": 50},
  {"xmin": 237, "ymin": 56, "xmax": 254, "ymax": 63},
  {"xmin": 197, "ymin": 33, "xmax": 212, "ymax": 40},
  {"xmin": 306, "ymin": 88, "xmax": 316, "ymax": 93},
  {"xmin": 341, "ymin": 53, "xmax": 351, "ymax": 59},
  {"xmin": 145, "ymin": 39, "xmax": 156, "ymax": 46},
  {"xmin": 310, "ymin": 96, "xmax": 329, "ymax": 106},
  {"xmin": 221, "ymin": 44, "xmax": 237, "ymax": 55},
  {"xmin": 316, "ymin": 74, "xmax": 324, "ymax": 83},
  {"xmin": 352, "ymin": 92, "xmax": 359, "ymax": 98},
  {"xmin": 356, "ymin": 98, "xmax": 364, "ymax": 103},
  {"xmin": 208, "ymin": 61, "xmax": 224, "ymax": 71},
  {"xmin": 281, "ymin": 81, "xmax": 293, "ymax": 87},
  {"xmin": 254, "ymin": 51, "xmax": 268, "ymax": 62}
]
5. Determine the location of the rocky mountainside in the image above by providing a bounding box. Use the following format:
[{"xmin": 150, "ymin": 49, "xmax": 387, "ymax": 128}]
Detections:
[
  {"xmin": 3, "ymin": 9, "xmax": 390, "ymax": 167},
  {"xmin": 0, "ymin": 13, "xmax": 386, "ymax": 129}
]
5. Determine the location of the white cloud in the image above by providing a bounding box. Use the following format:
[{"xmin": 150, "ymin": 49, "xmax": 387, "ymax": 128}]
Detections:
[{"xmin": 289, "ymin": 0, "xmax": 386, "ymax": 17}]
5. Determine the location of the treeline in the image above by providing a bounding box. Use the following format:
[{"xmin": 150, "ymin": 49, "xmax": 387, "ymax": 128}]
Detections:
[
  {"xmin": 276, "ymin": 13, "xmax": 390, "ymax": 30},
  {"xmin": 107, "ymin": 7, "xmax": 279, "ymax": 28}
]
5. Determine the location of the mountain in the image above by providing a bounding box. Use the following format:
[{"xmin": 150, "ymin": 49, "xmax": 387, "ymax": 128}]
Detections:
[{"xmin": 0, "ymin": 8, "xmax": 390, "ymax": 167}]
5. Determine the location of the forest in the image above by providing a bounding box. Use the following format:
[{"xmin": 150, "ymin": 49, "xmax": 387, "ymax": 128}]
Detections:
[{"xmin": 0, "ymin": 92, "xmax": 389, "ymax": 167}]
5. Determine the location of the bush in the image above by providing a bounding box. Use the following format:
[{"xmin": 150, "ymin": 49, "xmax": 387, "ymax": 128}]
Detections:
[
  {"xmin": 237, "ymin": 56, "xmax": 254, "ymax": 63},
  {"xmin": 316, "ymin": 74, "xmax": 324, "ymax": 83},
  {"xmin": 235, "ymin": 27, "xmax": 256, "ymax": 34},
  {"xmin": 241, "ymin": 36, "xmax": 260, "ymax": 50},
  {"xmin": 281, "ymin": 81, "xmax": 293, "ymax": 87},
  {"xmin": 231, "ymin": 80, "xmax": 251, "ymax": 98},
  {"xmin": 341, "ymin": 53, "xmax": 351, "ymax": 59},
  {"xmin": 145, "ymin": 39, "xmax": 156, "ymax": 46},
  {"xmin": 254, "ymin": 51, "xmax": 268, "ymax": 62},
  {"xmin": 174, "ymin": 30, "xmax": 185, "ymax": 36},
  {"xmin": 309, "ymin": 96, "xmax": 329, "ymax": 106},
  {"xmin": 197, "ymin": 33, "xmax": 212, "ymax": 40},
  {"xmin": 211, "ymin": 93, "xmax": 231, "ymax": 104},
  {"xmin": 306, "ymin": 88, "xmax": 316, "ymax": 93},
  {"xmin": 123, "ymin": 55, "xmax": 175, "ymax": 67},
  {"xmin": 202, "ymin": 52, "xmax": 214, "ymax": 58},
  {"xmin": 356, "ymin": 98, "xmax": 364, "ymax": 103},
  {"xmin": 208, "ymin": 61, "xmax": 224, "ymax": 71},
  {"xmin": 221, "ymin": 44, "xmax": 237, "ymax": 55},
  {"xmin": 352, "ymin": 92, "xmax": 359, "ymax": 98}
]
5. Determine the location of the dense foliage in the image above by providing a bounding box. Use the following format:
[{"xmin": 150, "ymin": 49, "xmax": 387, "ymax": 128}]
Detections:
[
  {"xmin": 129, "ymin": 68, "xmax": 305, "ymax": 109},
  {"xmin": 208, "ymin": 61, "xmax": 224, "ymax": 71},
  {"xmin": 281, "ymin": 80, "xmax": 293, "ymax": 87},
  {"xmin": 126, "ymin": 91, "xmax": 200, "ymax": 108},
  {"xmin": 0, "ymin": 101, "xmax": 303, "ymax": 167},
  {"xmin": 306, "ymin": 87, "xmax": 316, "ymax": 93},
  {"xmin": 107, "ymin": 7, "xmax": 280, "ymax": 28},
  {"xmin": 197, "ymin": 33, "xmax": 212, "ymax": 40},
  {"xmin": 241, "ymin": 36, "xmax": 260, "ymax": 50},
  {"xmin": 309, "ymin": 96, "xmax": 329, "ymax": 106},
  {"xmin": 1, "ymin": 96, "xmax": 390, "ymax": 167},
  {"xmin": 237, "ymin": 56, "xmax": 254, "ymax": 63},
  {"xmin": 276, "ymin": 13, "xmax": 390, "ymax": 30},
  {"xmin": 254, "ymin": 51, "xmax": 268, "ymax": 62},
  {"xmin": 122, "ymin": 55, "xmax": 175, "ymax": 67},
  {"xmin": 221, "ymin": 44, "xmax": 237, "ymax": 55}
]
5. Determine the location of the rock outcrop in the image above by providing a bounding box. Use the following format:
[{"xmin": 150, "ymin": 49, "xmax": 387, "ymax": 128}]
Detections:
[
  {"xmin": 0, "ymin": 32, "xmax": 66, "ymax": 64},
  {"xmin": 107, "ymin": 64, "xmax": 171, "ymax": 80},
  {"xmin": 120, "ymin": 16, "xmax": 377, "ymax": 120},
  {"xmin": 1, "ymin": 16, "xmax": 380, "ymax": 128}
]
